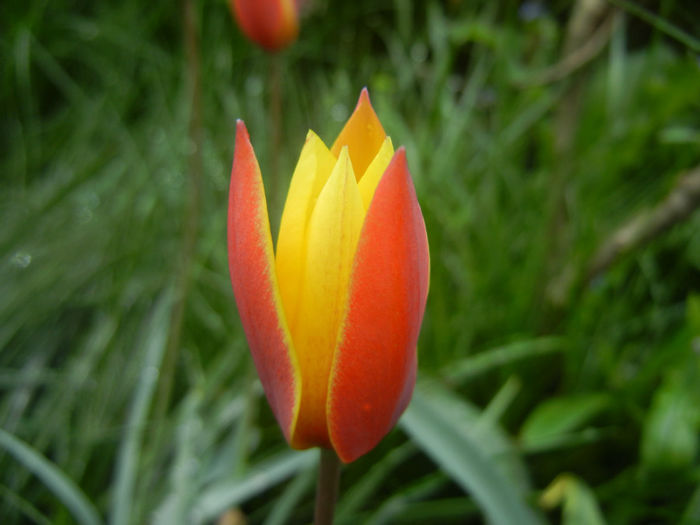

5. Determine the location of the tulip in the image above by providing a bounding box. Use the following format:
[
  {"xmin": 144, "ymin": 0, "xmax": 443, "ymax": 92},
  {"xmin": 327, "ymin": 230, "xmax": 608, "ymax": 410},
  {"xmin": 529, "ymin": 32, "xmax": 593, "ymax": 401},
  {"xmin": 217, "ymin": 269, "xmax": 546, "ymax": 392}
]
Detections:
[
  {"xmin": 229, "ymin": 0, "xmax": 299, "ymax": 51},
  {"xmin": 227, "ymin": 89, "xmax": 429, "ymax": 463}
]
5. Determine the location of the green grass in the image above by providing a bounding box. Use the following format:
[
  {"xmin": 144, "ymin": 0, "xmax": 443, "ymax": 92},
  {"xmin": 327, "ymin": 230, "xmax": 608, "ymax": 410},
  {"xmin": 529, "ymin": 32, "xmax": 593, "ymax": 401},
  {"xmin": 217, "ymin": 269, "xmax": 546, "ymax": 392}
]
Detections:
[{"xmin": 1, "ymin": 0, "xmax": 699, "ymax": 523}]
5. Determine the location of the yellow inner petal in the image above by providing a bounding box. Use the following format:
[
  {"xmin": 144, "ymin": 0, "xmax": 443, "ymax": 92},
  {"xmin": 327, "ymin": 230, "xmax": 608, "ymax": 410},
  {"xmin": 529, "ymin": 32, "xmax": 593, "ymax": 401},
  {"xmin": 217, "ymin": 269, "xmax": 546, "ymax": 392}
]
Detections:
[
  {"xmin": 276, "ymin": 131, "xmax": 337, "ymax": 332},
  {"xmin": 357, "ymin": 136, "xmax": 394, "ymax": 210},
  {"xmin": 290, "ymin": 146, "xmax": 366, "ymax": 447},
  {"xmin": 331, "ymin": 91, "xmax": 386, "ymax": 179}
]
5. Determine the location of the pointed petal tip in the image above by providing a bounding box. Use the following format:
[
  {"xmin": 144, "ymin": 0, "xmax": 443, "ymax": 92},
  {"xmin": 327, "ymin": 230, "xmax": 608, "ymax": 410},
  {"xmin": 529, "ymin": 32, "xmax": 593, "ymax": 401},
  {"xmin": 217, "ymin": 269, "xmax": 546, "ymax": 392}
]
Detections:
[
  {"xmin": 235, "ymin": 119, "xmax": 250, "ymax": 141},
  {"xmin": 332, "ymin": 89, "xmax": 386, "ymax": 176},
  {"xmin": 389, "ymin": 146, "xmax": 408, "ymax": 173},
  {"xmin": 356, "ymin": 87, "xmax": 373, "ymax": 111}
]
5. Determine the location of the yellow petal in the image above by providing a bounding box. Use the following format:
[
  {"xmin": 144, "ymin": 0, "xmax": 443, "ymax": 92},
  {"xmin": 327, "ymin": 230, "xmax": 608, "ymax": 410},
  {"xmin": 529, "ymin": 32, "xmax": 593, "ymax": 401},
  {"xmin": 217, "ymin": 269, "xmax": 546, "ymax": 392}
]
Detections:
[
  {"xmin": 331, "ymin": 88, "xmax": 386, "ymax": 180},
  {"xmin": 276, "ymin": 131, "xmax": 337, "ymax": 332},
  {"xmin": 357, "ymin": 136, "xmax": 394, "ymax": 210},
  {"xmin": 290, "ymin": 146, "xmax": 366, "ymax": 449}
]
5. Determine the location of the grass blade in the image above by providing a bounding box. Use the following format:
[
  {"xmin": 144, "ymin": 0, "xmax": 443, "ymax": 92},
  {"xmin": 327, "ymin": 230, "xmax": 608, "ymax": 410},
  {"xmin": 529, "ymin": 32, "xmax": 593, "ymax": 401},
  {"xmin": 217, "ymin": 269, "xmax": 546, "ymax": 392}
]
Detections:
[
  {"xmin": 608, "ymin": 0, "xmax": 700, "ymax": 52},
  {"xmin": 0, "ymin": 428, "xmax": 102, "ymax": 525},
  {"xmin": 336, "ymin": 442, "xmax": 416, "ymax": 522},
  {"xmin": 443, "ymin": 337, "xmax": 565, "ymax": 383},
  {"xmin": 263, "ymin": 466, "xmax": 316, "ymax": 525},
  {"xmin": 110, "ymin": 291, "xmax": 173, "ymax": 525},
  {"xmin": 400, "ymin": 383, "xmax": 543, "ymax": 525},
  {"xmin": 192, "ymin": 449, "xmax": 316, "ymax": 524}
]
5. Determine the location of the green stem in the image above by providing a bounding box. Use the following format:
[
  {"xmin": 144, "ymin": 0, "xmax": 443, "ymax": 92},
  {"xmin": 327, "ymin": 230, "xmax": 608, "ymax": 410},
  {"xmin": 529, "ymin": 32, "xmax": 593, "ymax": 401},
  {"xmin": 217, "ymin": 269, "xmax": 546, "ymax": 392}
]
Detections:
[
  {"xmin": 314, "ymin": 449, "xmax": 341, "ymax": 525},
  {"xmin": 268, "ymin": 54, "xmax": 283, "ymax": 211}
]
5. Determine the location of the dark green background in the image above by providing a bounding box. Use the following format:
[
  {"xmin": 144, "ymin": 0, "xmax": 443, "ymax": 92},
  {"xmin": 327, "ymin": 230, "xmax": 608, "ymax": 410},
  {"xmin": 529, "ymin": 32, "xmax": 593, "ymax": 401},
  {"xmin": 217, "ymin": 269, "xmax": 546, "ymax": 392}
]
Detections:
[{"xmin": 1, "ymin": 0, "xmax": 699, "ymax": 523}]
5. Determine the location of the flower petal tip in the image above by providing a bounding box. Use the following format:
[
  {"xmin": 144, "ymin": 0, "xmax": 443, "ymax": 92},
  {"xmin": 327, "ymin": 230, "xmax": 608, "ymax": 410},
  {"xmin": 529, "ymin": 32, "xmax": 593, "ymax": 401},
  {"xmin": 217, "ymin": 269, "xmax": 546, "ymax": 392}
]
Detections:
[
  {"xmin": 234, "ymin": 120, "xmax": 251, "ymax": 145},
  {"xmin": 393, "ymin": 146, "xmax": 407, "ymax": 165},
  {"xmin": 359, "ymin": 86, "xmax": 370, "ymax": 103}
]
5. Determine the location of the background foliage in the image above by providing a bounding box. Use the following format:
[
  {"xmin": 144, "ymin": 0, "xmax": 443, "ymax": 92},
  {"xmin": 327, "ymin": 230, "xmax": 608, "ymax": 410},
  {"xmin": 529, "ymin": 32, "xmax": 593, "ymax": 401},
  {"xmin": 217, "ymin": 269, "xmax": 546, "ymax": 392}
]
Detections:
[{"xmin": 1, "ymin": 0, "xmax": 699, "ymax": 523}]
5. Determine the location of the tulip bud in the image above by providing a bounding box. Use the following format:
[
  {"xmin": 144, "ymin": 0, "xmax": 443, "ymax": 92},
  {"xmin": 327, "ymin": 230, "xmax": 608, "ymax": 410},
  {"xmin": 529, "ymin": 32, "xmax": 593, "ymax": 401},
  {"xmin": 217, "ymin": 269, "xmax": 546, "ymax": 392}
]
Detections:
[
  {"xmin": 227, "ymin": 89, "xmax": 429, "ymax": 462},
  {"xmin": 230, "ymin": 0, "xmax": 299, "ymax": 51}
]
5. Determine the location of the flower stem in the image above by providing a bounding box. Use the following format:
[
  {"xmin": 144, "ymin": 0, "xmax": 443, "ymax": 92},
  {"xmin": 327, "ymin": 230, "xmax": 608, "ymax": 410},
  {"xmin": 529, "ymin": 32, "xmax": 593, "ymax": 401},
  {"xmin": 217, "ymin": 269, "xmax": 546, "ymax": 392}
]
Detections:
[
  {"xmin": 314, "ymin": 448, "xmax": 341, "ymax": 525},
  {"xmin": 268, "ymin": 55, "xmax": 283, "ymax": 209}
]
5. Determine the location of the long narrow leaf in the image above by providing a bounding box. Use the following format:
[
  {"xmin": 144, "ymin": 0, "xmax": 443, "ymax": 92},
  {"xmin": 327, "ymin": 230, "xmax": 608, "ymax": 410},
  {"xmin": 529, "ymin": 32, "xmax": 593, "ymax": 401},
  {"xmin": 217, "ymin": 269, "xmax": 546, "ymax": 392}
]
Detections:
[
  {"xmin": 263, "ymin": 466, "xmax": 316, "ymax": 525},
  {"xmin": 110, "ymin": 291, "xmax": 173, "ymax": 525},
  {"xmin": 192, "ymin": 449, "xmax": 316, "ymax": 524},
  {"xmin": 400, "ymin": 384, "xmax": 543, "ymax": 525},
  {"xmin": 0, "ymin": 428, "xmax": 102, "ymax": 525},
  {"xmin": 443, "ymin": 337, "xmax": 564, "ymax": 383}
]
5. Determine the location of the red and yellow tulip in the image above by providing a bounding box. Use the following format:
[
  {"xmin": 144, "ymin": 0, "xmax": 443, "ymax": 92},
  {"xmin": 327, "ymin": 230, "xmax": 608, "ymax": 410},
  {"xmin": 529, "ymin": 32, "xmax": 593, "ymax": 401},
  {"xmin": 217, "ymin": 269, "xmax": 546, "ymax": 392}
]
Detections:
[
  {"xmin": 227, "ymin": 89, "xmax": 429, "ymax": 463},
  {"xmin": 229, "ymin": 0, "xmax": 299, "ymax": 51}
]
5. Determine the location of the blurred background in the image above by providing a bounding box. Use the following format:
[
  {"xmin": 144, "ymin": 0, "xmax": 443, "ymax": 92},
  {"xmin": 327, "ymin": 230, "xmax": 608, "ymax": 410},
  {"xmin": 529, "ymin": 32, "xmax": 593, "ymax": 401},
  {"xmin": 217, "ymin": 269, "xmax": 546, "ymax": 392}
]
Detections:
[{"xmin": 1, "ymin": 0, "xmax": 699, "ymax": 523}]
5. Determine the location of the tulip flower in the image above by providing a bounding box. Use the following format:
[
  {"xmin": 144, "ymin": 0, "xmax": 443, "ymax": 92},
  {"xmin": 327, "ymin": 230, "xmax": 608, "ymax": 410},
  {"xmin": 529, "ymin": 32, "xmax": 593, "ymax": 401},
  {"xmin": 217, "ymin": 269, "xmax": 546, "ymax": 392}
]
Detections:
[
  {"xmin": 227, "ymin": 89, "xmax": 429, "ymax": 463},
  {"xmin": 229, "ymin": 0, "xmax": 299, "ymax": 51}
]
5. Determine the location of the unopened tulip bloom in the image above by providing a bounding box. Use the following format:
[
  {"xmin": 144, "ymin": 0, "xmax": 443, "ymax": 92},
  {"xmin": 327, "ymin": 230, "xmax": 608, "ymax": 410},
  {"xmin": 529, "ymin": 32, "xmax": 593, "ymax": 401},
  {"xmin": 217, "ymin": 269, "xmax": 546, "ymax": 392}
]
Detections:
[
  {"xmin": 229, "ymin": 0, "xmax": 299, "ymax": 51},
  {"xmin": 227, "ymin": 89, "xmax": 429, "ymax": 463}
]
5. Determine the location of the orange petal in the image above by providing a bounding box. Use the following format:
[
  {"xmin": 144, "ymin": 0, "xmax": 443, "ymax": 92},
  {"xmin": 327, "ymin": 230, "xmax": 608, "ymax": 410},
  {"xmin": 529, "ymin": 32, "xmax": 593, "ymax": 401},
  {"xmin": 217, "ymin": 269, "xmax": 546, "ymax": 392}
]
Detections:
[
  {"xmin": 331, "ymin": 88, "xmax": 387, "ymax": 179},
  {"xmin": 228, "ymin": 120, "xmax": 301, "ymax": 442},
  {"xmin": 231, "ymin": 0, "xmax": 298, "ymax": 51},
  {"xmin": 327, "ymin": 148, "xmax": 430, "ymax": 463}
]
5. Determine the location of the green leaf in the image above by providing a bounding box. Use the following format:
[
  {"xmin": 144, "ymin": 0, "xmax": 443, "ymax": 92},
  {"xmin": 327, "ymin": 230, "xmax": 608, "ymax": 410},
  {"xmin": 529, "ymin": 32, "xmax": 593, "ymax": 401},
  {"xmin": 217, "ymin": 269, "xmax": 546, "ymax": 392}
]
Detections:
[
  {"xmin": 520, "ymin": 394, "xmax": 609, "ymax": 451},
  {"xmin": 416, "ymin": 379, "xmax": 532, "ymax": 492},
  {"xmin": 364, "ymin": 472, "xmax": 448, "ymax": 525},
  {"xmin": 400, "ymin": 382, "xmax": 543, "ymax": 525},
  {"xmin": 263, "ymin": 466, "xmax": 315, "ymax": 525},
  {"xmin": 0, "ymin": 428, "xmax": 102, "ymax": 525},
  {"xmin": 336, "ymin": 442, "xmax": 416, "ymax": 522},
  {"xmin": 681, "ymin": 484, "xmax": 700, "ymax": 525},
  {"xmin": 687, "ymin": 294, "xmax": 700, "ymax": 334},
  {"xmin": 0, "ymin": 484, "xmax": 52, "ymax": 525},
  {"xmin": 444, "ymin": 337, "xmax": 565, "ymax": 383},
  {"xmin": 641, "ymin": 375, "xmax": 698, "ymax": 471},
  {"xmin": 191, "ymin": 449, "xmax": 317, "ymax": 524},
  {"xmin": 541, "ymin": 474, "xmax": 606, "ymax": 525},
  {"xmin": 110, "ymin": 291, "xmax": 173, "ymax": 525},
  {"xmin": 607, "ymin": 0, "xmax": 700, "ymax": 52},
  {"xmin": 153, "ymin": 392, "xmax": 204, "ymax": 525}
]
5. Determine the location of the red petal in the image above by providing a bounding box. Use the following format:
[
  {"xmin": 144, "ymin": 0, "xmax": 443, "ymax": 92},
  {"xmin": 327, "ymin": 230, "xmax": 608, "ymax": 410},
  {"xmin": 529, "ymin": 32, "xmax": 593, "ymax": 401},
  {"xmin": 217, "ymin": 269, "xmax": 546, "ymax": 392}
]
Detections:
[
  {"xmin": 228, "ymin": 120, "xmax": 300, "ymax": 441},
  {"xmin": 327, "ymin": 148, "xmax": 430, "ymax": 463}
]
